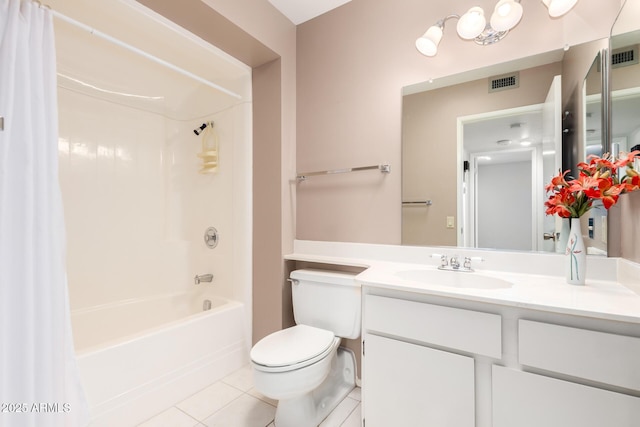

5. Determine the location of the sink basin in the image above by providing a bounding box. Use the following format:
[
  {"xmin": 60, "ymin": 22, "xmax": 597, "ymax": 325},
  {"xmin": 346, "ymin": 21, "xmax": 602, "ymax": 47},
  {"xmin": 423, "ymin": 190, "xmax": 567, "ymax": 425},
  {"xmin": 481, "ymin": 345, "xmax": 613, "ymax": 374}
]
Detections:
[{"xmin": 394, "ymin": 269, "xmax": 513, "ymax": 290}]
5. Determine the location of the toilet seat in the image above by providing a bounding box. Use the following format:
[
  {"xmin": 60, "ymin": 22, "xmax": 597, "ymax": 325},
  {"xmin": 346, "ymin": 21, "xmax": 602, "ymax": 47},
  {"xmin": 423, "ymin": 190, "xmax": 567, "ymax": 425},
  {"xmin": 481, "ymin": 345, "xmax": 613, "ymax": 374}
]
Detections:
[{"xmin": 251, "ymin": 324, "xmax": 338, "ymax": 373}]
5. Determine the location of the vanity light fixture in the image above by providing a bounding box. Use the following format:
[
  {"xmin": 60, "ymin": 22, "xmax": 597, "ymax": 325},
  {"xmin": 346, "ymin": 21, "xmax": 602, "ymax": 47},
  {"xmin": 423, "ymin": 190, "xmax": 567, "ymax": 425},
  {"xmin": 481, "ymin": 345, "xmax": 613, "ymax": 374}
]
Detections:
[{"xmin": 415, "ymin": 0, "xmax": 579, "ymax": 57}]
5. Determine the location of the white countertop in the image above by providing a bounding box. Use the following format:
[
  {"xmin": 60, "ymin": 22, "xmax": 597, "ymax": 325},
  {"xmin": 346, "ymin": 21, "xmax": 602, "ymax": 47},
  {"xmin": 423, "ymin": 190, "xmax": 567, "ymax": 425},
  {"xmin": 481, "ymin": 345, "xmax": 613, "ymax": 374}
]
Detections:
[{"xmin": 286, "ymin": 240, "xmax": 640, "ymax": 324}]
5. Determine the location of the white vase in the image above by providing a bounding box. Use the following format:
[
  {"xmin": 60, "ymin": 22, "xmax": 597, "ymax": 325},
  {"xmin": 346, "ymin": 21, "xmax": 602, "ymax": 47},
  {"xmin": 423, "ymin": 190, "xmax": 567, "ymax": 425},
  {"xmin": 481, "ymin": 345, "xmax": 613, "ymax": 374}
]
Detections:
[
  {"xmin": 556, "ymin": 217, "xmax": 570, "ymax": 253},
  {"xmin": 565, "ymin": 217, "xmax": 586, "ymax": 285}
]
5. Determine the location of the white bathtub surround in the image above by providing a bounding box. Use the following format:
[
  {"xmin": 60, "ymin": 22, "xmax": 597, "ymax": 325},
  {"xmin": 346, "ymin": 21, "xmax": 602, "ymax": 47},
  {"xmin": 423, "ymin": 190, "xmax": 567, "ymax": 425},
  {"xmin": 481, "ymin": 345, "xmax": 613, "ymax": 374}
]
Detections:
[
  {"xmin": 57, "ymin": 43, "xmax": 252, "ymax": 308},
  {"xmin": 0, "ymin": 2, "xmax": 88, "ymax": 426},
  {"xmin": 54, "ymin": 0, "xmax": 253, "ymax": 312},
  {"xmin": 287, "ymin": 240, "xmax": 640, "ymax": 323},
  {"xmin": 76, "ymin": 296, "xmax": 247, "ymax": 427},
  {"xmin": 50, "ymin": 1, "xmax": 253, "ymax": 424}
]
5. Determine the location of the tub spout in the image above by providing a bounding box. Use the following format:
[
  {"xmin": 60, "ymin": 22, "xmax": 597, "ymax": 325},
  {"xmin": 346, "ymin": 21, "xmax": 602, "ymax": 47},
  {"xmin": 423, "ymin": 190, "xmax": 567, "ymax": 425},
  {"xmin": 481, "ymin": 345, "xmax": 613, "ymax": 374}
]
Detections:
[{"xmin": 194, "ymin": 274, "xmax": 214, "ymax": 284}]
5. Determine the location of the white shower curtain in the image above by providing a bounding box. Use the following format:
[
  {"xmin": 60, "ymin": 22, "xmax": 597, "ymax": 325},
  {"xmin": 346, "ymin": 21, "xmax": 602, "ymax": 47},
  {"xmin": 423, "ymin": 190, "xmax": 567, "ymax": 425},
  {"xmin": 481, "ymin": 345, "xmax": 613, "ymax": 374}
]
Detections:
[{"xmin": 0, "ymin": 1, "xmax": 88, "ymax": 426}]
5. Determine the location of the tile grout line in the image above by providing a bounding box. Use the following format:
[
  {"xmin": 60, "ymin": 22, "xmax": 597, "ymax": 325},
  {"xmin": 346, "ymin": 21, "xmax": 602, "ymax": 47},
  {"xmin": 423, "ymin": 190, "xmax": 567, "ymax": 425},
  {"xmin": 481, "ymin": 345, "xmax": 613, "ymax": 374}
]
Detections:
[
  {"xmin": 196, "ymin": 390, "xmax": 248, "ymax": 423},
  {"xmin": 338, "ymin": 401, "xmax": 360, "ymax": 427},
  {"xmin": 173, "ymin": 406, "xmax": 204, "ymax": 426}
]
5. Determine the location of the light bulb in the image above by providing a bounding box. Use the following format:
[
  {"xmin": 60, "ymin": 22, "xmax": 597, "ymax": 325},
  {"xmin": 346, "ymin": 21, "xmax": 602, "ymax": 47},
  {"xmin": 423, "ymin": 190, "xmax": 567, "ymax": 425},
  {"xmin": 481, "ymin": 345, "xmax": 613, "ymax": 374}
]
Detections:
[
  {"xmin": 457, "ymin": 7, "xmax": 487, "ymax": 40},
  {"xmin": 542, "ymin": 0, "xmax": 578, "ymax": 18},
  {"xmin": 416, "ymin": 25, "xmax": 443, "ymax": 56},
  {"xmin": 490, "ymin": 0, "xmax": 523, "ymax": 31}
]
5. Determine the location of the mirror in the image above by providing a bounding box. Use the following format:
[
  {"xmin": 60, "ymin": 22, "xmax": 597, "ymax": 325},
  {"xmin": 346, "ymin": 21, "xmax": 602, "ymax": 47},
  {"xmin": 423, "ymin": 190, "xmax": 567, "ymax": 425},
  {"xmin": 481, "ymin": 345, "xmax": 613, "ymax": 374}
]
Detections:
[
  {"xmin": 581, "ymin": 52, "xmax": 608, "ymax": 254},
  {"xmin": 584, "ymin": 54, "xmax": 604, "ymax": 161},
  {"xmin": 402, "ymin": 39, "xmax": 613, "ymax": 253},
  {"xmin": 610, "ymin": 0, "xmax": 640, "ymax": 174}
]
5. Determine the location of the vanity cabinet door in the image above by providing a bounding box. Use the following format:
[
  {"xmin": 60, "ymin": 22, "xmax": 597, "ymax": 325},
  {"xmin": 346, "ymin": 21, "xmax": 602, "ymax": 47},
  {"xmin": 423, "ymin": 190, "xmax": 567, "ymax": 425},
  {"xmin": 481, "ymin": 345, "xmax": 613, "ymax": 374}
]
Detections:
[
  {"xmin": 363, "ymin": 333, "xmax": 475, "ymax": 427},
  {"xmin": 492, "ymin": 366, "xmax": 640, "ymax": 427}
]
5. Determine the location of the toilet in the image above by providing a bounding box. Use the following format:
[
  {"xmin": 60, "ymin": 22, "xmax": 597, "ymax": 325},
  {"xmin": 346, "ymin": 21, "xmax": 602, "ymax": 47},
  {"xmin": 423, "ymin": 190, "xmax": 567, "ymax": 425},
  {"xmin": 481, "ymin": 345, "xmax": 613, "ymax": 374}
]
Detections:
[{"xmin": 250, "ymin": 269, "xmax": 361, "ymax": 427}]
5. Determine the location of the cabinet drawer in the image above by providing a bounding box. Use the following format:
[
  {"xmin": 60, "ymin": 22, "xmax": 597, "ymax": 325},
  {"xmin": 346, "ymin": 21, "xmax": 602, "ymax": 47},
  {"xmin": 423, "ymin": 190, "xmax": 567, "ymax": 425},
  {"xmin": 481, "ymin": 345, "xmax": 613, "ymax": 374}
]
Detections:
[
  {"xmin": 365, "ymin": 295, "xmax": 501, "ymax": 358},
  {"xmin": 519, "ymin": 320, "xmax": 640, "ymax": 391},
  {"xmin": 493, "ymin": 365, "xmax": 640, "ymax": 427}
]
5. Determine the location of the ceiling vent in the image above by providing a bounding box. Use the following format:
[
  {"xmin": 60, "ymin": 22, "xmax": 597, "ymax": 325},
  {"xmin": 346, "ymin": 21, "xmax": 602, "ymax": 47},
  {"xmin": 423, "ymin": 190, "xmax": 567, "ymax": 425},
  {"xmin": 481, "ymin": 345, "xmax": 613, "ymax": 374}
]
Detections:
[
  {"xmin": 612, "ymin": 45, "xmax": 638, "ymax": 68},
  {"xmin": 488, "ymin": 72, "xmax": 519, "ymax": 93}
]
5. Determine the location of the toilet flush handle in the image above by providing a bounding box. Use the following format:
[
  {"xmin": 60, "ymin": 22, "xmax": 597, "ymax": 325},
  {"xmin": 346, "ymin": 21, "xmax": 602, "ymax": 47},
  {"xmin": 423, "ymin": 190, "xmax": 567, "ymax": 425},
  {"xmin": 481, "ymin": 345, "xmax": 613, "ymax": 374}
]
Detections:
[{"xmin": 286, "ymin": 278, "xmax": 299, "ymax": 285}]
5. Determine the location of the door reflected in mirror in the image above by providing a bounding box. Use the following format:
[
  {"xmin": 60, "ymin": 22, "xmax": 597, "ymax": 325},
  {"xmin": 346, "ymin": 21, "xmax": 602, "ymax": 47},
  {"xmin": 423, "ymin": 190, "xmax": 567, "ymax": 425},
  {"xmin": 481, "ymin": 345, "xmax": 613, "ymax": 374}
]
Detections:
[
  {"xmin": 459, "ymin": 106, "xmax": 542, "ymax": 251},
  {"xmin": 458, "ymin": 76, "xmax": 563, "ymax": 253}
]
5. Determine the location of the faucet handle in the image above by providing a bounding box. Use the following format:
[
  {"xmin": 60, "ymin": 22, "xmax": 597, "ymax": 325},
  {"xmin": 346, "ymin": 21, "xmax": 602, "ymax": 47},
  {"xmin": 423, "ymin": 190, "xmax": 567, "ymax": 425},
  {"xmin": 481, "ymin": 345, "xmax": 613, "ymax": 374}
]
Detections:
[
  {"xmin": 463, "ymin": 256, "xmax": 484, "ymax": 270},
  {"xmin": 431, "ymin": 253, "xmax": 448, "ymax": 268}
]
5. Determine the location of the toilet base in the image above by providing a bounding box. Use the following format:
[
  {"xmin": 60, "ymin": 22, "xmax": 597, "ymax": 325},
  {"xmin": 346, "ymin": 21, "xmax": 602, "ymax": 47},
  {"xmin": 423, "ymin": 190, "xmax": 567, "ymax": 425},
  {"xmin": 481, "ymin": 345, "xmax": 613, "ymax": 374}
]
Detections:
[{"xmin": 274, "ymin": 347, "xmax": 356, "ymax": 427}]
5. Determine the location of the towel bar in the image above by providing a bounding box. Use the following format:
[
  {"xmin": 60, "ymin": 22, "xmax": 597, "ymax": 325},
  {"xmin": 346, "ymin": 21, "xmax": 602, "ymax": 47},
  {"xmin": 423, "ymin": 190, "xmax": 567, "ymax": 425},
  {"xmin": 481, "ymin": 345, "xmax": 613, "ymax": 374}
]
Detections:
[
  {"xmin": 402, "ymin": 200, "xmax": 433, "ymax": 206},
  {"xmin": 297, "ymin": 164, "xmax": 390, "ymax": 182}
]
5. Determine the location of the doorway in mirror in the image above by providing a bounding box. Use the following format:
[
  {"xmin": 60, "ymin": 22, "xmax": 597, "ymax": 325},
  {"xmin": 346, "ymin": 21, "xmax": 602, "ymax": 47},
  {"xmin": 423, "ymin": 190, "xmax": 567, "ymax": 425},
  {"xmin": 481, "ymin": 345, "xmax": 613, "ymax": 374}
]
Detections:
[{"xmin": 457, "ymin": 76, "xmax": 562, "ymax": 252}]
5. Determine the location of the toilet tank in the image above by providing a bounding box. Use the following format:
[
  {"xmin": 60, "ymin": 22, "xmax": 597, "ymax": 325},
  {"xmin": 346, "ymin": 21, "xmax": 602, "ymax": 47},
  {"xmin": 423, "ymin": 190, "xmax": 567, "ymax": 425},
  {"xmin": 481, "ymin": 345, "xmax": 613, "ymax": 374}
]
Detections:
[{"xmin": 290, "ymin": 269, "xmax": 361, "ymax": 339}]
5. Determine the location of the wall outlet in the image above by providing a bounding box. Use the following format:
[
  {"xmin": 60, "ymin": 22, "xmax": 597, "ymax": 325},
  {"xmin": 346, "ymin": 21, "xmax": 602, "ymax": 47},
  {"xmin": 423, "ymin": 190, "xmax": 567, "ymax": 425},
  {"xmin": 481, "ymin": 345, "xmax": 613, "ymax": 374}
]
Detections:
[{"xmin": 446, "ymin": 216, "xmax": 455, "ymax": 229}]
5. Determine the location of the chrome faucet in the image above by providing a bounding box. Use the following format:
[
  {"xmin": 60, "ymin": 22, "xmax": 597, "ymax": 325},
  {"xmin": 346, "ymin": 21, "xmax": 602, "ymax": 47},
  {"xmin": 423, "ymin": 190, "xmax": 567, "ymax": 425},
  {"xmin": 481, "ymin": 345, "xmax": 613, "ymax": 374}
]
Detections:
[
  {"xmin": 449, "ymin": 255, "xmax": 460, "ymax": 270},
  {"xmin": 432, "ymin": 253, "xmax": 484, "ymax": 272},
  {"xmin": 194, "ymin": 274, "xmax": 214, "ymax": 284}
]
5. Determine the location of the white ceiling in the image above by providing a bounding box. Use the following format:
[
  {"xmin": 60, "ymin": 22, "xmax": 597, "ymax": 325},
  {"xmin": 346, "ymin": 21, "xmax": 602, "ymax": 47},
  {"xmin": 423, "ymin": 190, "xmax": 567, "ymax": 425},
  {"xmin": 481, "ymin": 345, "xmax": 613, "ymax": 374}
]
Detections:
[
  {"xmin": 268, "ymin": 0, "xmax": 351, "ymax": 25},
  {"xmin": 464, "ymin": 110, "xmax": 544, "ymax": 164}
]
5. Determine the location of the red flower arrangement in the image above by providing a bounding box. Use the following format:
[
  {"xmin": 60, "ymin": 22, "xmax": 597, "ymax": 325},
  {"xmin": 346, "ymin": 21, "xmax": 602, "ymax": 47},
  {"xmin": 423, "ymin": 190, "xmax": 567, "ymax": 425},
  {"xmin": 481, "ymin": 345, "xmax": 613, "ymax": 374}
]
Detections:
[{"xmin": 545, "ymin": 151, "xmax": 640, "ymax": 218}]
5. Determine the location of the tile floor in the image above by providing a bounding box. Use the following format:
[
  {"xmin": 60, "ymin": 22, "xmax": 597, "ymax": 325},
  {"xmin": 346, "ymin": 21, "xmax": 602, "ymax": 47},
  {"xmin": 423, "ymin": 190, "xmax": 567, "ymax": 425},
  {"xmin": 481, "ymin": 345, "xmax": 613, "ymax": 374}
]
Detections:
[{"xmin": 137, "ymin": 365, "xmax": 362, "ymax": 427}]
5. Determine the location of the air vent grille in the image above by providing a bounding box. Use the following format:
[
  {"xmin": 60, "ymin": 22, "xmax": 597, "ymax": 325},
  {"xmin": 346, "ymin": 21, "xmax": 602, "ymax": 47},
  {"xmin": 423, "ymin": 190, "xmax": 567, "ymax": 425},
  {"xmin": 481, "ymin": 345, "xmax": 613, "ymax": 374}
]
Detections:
[
  {"xmin": 612, "ymin": 46, "xmax": 638, "ymax": 68},
  {"xmin": 488, "ymin": 72, "xmax": 519, "ymax": 93}
]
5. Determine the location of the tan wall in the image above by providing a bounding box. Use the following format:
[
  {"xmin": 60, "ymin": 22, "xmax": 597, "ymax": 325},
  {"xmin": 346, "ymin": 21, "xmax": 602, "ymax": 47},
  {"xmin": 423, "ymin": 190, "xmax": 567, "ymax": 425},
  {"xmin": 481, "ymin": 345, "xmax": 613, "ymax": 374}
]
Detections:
[
  {"xmin": 402, "ymin": 62, "xmax": 562, "ymax": 246},
  {"xmin": 252, "ymin": 59, "xmax": 285, "ymax": 343},
  {"xmin": 612, "ymin": 60, "xmax": 640, "ymax": 92},
  {"xmin": 296, "ymin": 0, "xmax": 620, "ymax": 245}
]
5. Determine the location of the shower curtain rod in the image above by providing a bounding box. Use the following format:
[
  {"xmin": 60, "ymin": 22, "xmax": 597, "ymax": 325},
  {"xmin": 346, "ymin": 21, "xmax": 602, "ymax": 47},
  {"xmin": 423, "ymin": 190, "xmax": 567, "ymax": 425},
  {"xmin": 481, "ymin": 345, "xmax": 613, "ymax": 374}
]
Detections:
[{"xmin": 46, "ymin": 7, "xmax": 243, "ymax": 100}]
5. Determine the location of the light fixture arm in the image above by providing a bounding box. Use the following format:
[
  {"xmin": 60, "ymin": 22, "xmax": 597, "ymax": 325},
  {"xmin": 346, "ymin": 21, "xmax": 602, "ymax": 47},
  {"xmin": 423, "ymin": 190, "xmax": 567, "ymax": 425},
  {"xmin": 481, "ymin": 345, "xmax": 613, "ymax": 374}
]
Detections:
[
  {"xmin": 415, "ymin": 0, "xmax": 577, "ymax": 57},
  {"xmin": 437, "ymin": 14, "xmax": 462, "ymax": 30}
]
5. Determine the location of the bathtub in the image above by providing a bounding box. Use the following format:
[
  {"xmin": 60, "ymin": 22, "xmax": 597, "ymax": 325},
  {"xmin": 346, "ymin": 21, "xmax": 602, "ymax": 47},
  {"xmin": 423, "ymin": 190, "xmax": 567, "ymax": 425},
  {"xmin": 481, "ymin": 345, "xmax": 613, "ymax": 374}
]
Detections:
[{"xmin": 72, "ymin": 293, "xmax": 249, "ymax": 427}]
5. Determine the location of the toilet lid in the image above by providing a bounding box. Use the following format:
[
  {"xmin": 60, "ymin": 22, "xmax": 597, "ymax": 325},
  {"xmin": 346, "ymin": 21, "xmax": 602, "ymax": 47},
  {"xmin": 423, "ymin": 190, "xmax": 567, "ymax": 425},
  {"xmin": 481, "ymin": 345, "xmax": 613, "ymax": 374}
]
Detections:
[{"xmin": 250, "ymin": 324, "xmax": 335, "ymax": 367}]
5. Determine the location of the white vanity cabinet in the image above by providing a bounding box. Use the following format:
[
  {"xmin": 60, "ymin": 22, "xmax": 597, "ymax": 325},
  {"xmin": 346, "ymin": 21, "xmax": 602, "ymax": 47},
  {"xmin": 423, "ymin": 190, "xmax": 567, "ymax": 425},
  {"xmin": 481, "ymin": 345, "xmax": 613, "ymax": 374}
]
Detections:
[
  {"xmin": 362, "ymin": 293, "xmax": 502, "ymax": 427},
  {"xmin": 492, "ymin": 320, "xmax": 640, "ymax": 427},
  {"xmin": 492, "ymin": 366, "xmax": 640, "ymax": 427},
  {"xmin": 362, "ymin": 289, "xmax": 640, "ymax": 427}
]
